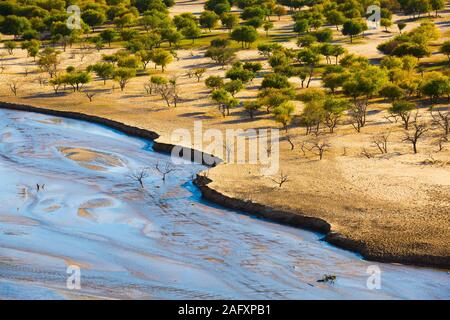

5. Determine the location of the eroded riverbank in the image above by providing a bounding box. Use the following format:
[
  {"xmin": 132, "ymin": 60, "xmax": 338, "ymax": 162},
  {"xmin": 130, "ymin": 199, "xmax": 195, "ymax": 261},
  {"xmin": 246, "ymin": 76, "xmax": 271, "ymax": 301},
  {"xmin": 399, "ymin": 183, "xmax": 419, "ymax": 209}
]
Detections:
[{"xmin": 1, "ymin": 101, "xmax": 448, "ymax": 269}]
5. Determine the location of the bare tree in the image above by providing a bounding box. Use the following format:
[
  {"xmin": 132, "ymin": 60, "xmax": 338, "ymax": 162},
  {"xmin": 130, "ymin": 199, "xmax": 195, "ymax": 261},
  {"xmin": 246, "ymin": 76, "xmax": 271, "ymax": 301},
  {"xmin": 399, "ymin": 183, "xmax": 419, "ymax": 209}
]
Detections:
[
  {"xmin": 308, "ymin": 140, "xmax": 331, "ymax": 160},
  {"xmin": 8, "ymin": 81, "xmax": 20, "ymax": 96},
  {"xmin": 144, "ymin": 82, "xmax": 153, "ymax": 95},
  {"xmin": 170, "ymin": 76, "xmax": 180, "ymax": 108},
  {"xmin": 436, "ymin": 136, "xmax": 447, "ymax": 152},
  {"xmin": 349, "ymin": 100, "xmax": 367, "ymax": 133},
  {"xmin": 286, "ymin": 135, "xmax": 295, "ymax": 150},
  {"xmin": 193, "ymin": 68, "xmax": 206, "ymax": 82},
  {"xmin": 403, "ymin": 113, "xmax": 428, "ymax": 154},
  {"xmin": 430, "ymin": 108, "xmax": 449, "ymax": 137},
  {"xmin": 50, "ymin": 80, "xmax": 62, "ymax": 94},
  {"xmin": 384, "ymin": 114, "xmax": 398, "ymax": 124},
  {"xmin": 79, "ymin": 44, "xmax": 93, "ymax": 62},
  {"xmin": 129, "ymin": 167, "xmax": 150, "ymax": 188},
  {"xmin": 300, "ymin": 141, "xmax": 307, "ymax": 156},
  {"xmin": 269, "ymin": 171, "xmax": 289, "ymax": 188},
  {"xmin": 83, "ymin": 91, "xmax": 97, "ymax": 102},
  {"xmin": 155, "ymin": 162, "xmax": 178, "ymax": 181},
  {"xmin": 360, "ymin": 147, "xmax": 373, "ymax": 158},
  {"xmin": 0, "ymin": 62, "xmax": 7, "ymax": 74},
  {"xmin": 37, "ymin": 75, "xmax": 47, "ymax": 87},
  {"xmin": 372, "ymin": 133, "xmax": 389, "ymax": 154}
]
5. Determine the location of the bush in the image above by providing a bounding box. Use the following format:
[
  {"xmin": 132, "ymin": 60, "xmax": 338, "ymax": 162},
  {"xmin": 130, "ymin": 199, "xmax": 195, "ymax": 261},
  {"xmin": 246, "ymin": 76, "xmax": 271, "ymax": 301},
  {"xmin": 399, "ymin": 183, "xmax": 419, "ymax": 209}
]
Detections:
[
  {"xmin": 205, "ymin": 76, "xmax": 224, "ymax": 90},
  {"xmin": 261, "ymin": 73, "xmax": 291, "ymax": 89}
]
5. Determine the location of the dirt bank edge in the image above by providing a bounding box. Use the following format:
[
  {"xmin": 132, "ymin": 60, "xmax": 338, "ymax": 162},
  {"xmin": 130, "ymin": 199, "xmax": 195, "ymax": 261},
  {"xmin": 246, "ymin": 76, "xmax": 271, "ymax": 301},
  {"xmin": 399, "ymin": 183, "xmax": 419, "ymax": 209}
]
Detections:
[{"xmin": 1, "ymin": 101, "xmax": 448, "ymax": 269}]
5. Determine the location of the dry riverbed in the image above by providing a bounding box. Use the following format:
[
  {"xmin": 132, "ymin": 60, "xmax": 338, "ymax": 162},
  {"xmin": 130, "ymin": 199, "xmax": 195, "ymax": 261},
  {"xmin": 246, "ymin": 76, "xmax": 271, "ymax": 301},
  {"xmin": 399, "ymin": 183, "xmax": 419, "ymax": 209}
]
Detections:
[{"xmin": 0, "ymin": 1, "xmax": 449, "ymax": 268}]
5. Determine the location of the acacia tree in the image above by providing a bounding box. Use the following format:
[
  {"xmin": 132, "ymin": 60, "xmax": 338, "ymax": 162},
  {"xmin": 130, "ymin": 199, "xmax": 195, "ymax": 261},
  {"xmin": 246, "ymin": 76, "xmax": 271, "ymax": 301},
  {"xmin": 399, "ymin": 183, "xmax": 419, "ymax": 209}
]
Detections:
[
  {"xmin": 389, "ymin": 100, "xmax": 416, "ymax": 129},
  {"xmin": 342, "ymin": 19, "xmax": 367, "ymax": 43},
  {"xmin": 440, "ymin": 41, "xmax": 450, "ymax": 62},
  {"xmin": 200, "ymin": 10, "xmax": 219, "ymax": 31},
  {"xmin": 430, "ymin": 0, "xmax": 445, "ymax": 17},
  {"xmin": 326, "ymin": 10, "xmax": 345, "ymax": 30},
  {"xmin": 297, "ymin": 48, "xmax": 320, "ymax": 88},
  {"xmin": 212, "ymin": 88, "xmax": 239, "ymax": 116},
  {"xmin": 274, "ymin": 5, "xmax": 287, "ymax": 20},
  {"xmin": 22, "ymin": 40, "xmax": 41, "ymax": 61},
  {"xmin": 150, "ymin": 76, "xmax": 179, "ymax": 108},
  {"xmin": 49, "ymin": 75, "xmax": 65, "ymax": 94},
  {"xmin": 205, "ymin": 46, "xmax": 236, "ymax": 68},
  {"xmin": 380, "ymin": 83, "xmax": 404, "ymax": 102},
  {"xmin": 420, "ymin": 74, "xmax": 450, "ymax": 103},
  {"xmin": 220, "ymin": 13, "xmax": 239, "ymax": 33},
  {"xmin": 323, "ymin": 97, "xmax": 349, "ymax": 133},
  {"xmin": 381, "ymin": 18, "xmax": 393, "ymax": 32},
  {"xmin": 162, "ymin": 28, "xmax": 183, "ymax": 47},
  {"xmin": 224, "ymin": 79, "xmax": 243, "ymax": 97},
  {"xmin": 299, "ymin": 100, "xmax": 325, "ymax": 134},
  {"xmin": 0, "ymin": 15, "xmax": 31, "ymax": 39},
  {"xmin": 181, "ymin": 24, "xmax": 202, "ymax": 44},
  {"xmin": 272, "ymin": 101, "xmax": 295, "ymax": 132},
  {"xmin": 37, "ymin": 48, "xmax": 60, "ymax": 78},
  {"xmin": 114, "ymin": 68, "xmax": 136, "ymax": 91},
  {"xmin": 243, "ymin": 101, "xmax": 261, "ymax": 119},
  {"xmin": 205, "ymin": 76, "xmax": 224, "ymax": 90},
  {"xmin": 231, "ymin": 26, "xmax": 258, "ymax": 48},
  {"xmin": 67, "ymin": 71, "xmax": 92, "ymax": 91},
  {"xmin": 136, "ymin": 50, "xmax": 154, "ymax": 70},
  {"xmin": 343, "ymin": 66, "xmax": 388, "ymax": 132},
  {"xmin": 257, "ymin": 89, "xmax": 290, "ymax": 114},
  {"xmin": 81, "ymin": 9, "xmax": 106, "ymax": 32},
  {"xmin": 330, "ymin": 45, "xmax": 346, "ymax": 65},
  {"xmin": 151, "ymin": 49, "xmax": 173, "ymax": 72},
  {"xmin": 397, "ymin": 22, "xmax": 407, "ymax": 34},
  {"xmin": 4, "ymin": 41, "xmax": 16, "ymax": 55},
  {"xmin": 193, "ymin": 68, "xmax": 206, "ymax": 82},
  {"xmin": 89, "ymin": 62, "xmax": 115, "ymax": 85},
  {"xmin": 263, "ymin": 21, "xmax": 274, "ymax": 37},
  {"xmin": 100, "ymin": 29, "xmax": 117, "ymax": 47}
]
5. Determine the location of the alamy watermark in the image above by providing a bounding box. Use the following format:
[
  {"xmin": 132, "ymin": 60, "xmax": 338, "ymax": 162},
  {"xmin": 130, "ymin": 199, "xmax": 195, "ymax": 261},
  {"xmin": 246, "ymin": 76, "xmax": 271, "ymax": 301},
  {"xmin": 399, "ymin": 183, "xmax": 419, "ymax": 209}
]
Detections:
[
  {"xmin": 66, "ymin": 265, "xmax": 81, "ymax": 290},
  {"xmin": 366, "ymin": 5, "xmax": 381, "ymax": 29},
  {"xmin": 366, "ymin": 265, "xmax": 382, "ymax": 290},
  {"xmin": 67, "ymin": 5, "xmax": 81, "ymax": 30}
]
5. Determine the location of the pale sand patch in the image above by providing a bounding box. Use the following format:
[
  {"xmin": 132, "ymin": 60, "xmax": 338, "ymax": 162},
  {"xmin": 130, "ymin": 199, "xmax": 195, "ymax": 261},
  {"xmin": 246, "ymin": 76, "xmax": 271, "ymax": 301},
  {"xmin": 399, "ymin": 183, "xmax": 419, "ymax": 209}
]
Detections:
[
  {"xmin": 43, "ymin": 205, "xmax": 61, "ymax": 213},
  {"xmin": 77, "ymin": 198, "xmax": 114, "ymax": 221},
  {"xmin": 77, "ymin": 208, "xmax": 94, "ymax": 220},
  {"xmin": 0, "ymin": 215, "xmax": 39, "ymax": 226},
  {"xmin": 57, "ymin": 147, "xmax": 125, "ymax": 171}
]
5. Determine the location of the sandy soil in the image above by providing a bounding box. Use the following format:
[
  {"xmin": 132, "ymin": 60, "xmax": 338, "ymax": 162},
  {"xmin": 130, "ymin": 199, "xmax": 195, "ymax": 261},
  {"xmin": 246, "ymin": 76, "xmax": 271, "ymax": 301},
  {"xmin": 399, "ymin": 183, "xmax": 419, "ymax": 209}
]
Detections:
[{"xmin": 0, "ymin": 1, "xmax": 449, "ymax": 266}]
